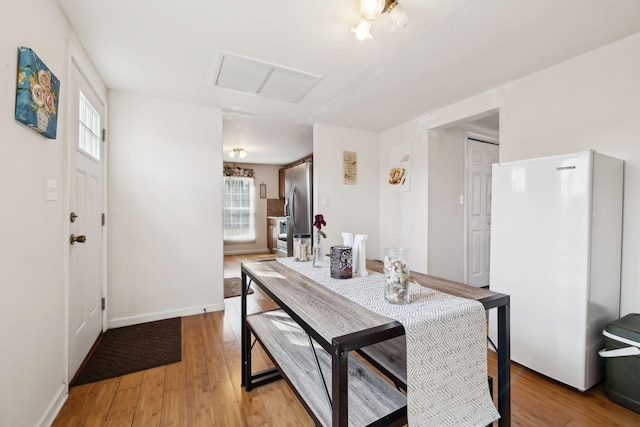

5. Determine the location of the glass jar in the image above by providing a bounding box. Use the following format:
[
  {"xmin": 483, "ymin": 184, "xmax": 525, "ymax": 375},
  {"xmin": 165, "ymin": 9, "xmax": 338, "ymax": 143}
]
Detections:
[
  {"xmin": 383, "ymin": 248, "xmax": 410, "ymax": 304},
  {"xmin": 312, "ymin": 231, "xmax": 324, "ymax": 267},
  {"xmin": 293, "ymin": 233, "xmax": 311, "ymax": 261}
]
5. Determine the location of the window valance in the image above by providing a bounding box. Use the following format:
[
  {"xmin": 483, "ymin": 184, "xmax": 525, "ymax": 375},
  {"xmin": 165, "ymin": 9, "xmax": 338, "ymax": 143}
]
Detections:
[{"xmin": 224, "ymin": 165, "xmax": 254, "ymax": 177}]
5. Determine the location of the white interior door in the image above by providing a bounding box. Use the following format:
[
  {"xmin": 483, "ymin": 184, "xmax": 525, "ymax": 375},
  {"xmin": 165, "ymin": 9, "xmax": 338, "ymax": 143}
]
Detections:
[
  {"xmin": 466, "ymin": 137, "xmax": 498, "ymax": 287},
  {"xmin": 68, "ymin": 61, "xmax": 105, "ymax": 378}
]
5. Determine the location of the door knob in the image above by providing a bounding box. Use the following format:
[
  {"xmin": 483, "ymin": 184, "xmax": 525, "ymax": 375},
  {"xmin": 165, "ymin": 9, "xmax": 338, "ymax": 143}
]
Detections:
[{"xmin": 70, "ymin": 234, "xmax": 87, "ymax": 244}]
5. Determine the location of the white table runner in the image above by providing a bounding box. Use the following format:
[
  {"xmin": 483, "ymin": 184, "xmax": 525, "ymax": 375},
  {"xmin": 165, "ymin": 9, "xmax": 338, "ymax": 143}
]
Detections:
[{"xmin": 277, "ymin": 257, "xmax": 500, "ymax": 427}]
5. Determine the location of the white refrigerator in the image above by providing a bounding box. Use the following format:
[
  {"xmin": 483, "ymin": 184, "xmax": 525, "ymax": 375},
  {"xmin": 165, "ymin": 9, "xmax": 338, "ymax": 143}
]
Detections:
[{"xmin": 489, "ymin": 150, "xmax": 623, "ymax": 391}]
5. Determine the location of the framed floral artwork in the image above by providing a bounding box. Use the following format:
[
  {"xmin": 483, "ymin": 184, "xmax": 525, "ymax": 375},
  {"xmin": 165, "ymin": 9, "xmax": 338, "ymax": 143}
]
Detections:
[{"xmin": 15, "ymin": 47, "xmax": 60, "ymax": 139}]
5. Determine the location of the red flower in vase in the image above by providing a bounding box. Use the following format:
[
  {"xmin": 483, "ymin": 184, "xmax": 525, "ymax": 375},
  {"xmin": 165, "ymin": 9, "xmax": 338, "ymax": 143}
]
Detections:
[{"xmin": 313, "ymin": 214, "xmax": 327, "ymax": 238}]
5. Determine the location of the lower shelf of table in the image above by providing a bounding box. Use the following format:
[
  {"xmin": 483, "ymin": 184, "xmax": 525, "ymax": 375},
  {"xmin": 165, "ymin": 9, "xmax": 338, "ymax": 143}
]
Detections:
[
  {"xmin": 246, "ymin": 309, "xmax": 407, "ymax": 427},
  {"xmin": 359, "ymin": 336, "xmax": 408, "ymax": 390}
]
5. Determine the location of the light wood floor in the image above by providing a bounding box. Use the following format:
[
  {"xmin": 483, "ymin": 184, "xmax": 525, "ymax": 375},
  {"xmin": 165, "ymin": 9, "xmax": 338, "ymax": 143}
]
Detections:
[{"xmin": 52, "ymin": 253, "xmax": 640, "ymax": 426}]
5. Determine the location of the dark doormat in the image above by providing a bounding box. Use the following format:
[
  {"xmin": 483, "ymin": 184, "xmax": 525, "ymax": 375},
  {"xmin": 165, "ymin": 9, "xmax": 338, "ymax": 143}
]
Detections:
[
  {"xmin": 224, "ymin": 277, "xmax": 253, "ymax": 298},
  {"xmin": 70, "ymin": 317, "xmax": 182, "ymax": 387}
]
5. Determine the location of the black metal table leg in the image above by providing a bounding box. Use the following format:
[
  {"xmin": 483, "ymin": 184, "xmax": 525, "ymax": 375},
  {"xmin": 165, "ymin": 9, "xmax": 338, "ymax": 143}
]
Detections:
[
  {"xmin": 241, "ymin": 271, "xmax": 250, "ymax": 388},
  {"xmin": 332, "ymin": 340, "xmax": 349, "ymax": 426},
  {"xmin": 497, "ymin": 300, "xmax": 511, "ymax": 426}
]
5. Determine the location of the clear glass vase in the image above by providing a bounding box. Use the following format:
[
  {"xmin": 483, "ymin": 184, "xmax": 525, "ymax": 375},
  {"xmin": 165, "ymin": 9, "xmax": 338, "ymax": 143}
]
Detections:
[
  {"xmin": 312, "ymin": 231, "xmax": 324, "ymax": 267},
  {"xmin": 384, "ymin": 248, "xmax": 410, "ymax": 304}
]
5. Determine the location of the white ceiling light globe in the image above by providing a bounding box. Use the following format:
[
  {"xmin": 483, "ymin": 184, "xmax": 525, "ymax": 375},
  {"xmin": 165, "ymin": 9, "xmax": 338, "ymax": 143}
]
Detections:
[
  {"xmin": 352, "ymin": 19, "xmax": 374, "ymax": 40},
  {"xmin": 389, "ymin": 4, "xmax": 409, "ymax": 31},
  {"xmin": 360, "ymin": 0, "xmax": 385, "ymax": 20}
]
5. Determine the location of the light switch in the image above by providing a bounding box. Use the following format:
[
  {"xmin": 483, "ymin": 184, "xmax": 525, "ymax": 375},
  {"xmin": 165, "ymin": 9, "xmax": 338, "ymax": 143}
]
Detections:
[
  {"xmin": 459, "ymin": 195, "xmax": 464, "ymax": 205},
  {"xmin": 322, "ymin": 194, "xmax": 329, "ymax": 206},
  {"xmin": 47, "ymin": 178, "xmax": 57, "ymax": 201}
]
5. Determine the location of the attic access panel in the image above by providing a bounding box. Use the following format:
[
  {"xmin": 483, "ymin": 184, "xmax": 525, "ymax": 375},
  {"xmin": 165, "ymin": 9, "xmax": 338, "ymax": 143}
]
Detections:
[{"xmin": 214, "ymin": 52, "xmax": 322, "ymax": 103}]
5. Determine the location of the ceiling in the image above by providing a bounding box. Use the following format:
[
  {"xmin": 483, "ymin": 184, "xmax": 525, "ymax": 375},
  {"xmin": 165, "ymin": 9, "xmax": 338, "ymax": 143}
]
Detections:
[{"xmin": 55, "ymin": 0, "xmax": 640, "ymax": 165}]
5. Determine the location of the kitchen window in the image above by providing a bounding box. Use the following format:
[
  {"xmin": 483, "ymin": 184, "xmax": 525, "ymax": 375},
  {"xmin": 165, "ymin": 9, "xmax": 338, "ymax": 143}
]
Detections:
[{"xmin": 223, "ymin": 176, "xmax": 256, "ymax": 242}]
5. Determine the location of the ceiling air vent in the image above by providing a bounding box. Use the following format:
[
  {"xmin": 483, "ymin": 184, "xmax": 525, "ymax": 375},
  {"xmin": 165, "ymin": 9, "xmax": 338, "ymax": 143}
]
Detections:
[{"xmin": 214, "ymin": 52, "xmax": 322, "ymax": 103}]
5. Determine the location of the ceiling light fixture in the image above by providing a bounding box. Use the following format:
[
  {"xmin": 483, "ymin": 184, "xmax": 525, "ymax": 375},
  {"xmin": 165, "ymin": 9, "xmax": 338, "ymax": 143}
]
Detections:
[
  {"xmin": 228, "ymin": 148, "xmax": 247, "ymax": 159},
  {"xmin": 352, "ymin": 0, "xmax": 409, "ymax": 40},
  {"xmin": 386, "ymin": 0, "xmax": 409, "ymax": 31}
]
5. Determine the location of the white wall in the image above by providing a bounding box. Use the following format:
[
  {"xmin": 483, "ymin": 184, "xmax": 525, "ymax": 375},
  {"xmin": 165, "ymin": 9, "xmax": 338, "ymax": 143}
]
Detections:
[
  {"xmin": 0, "ymin": 0, "xmax": 84, "ymax": 425},
  {"xmin": 223, "ymin": 162, "xmax": 281, "ymax": 254},
  {"xmin": 108, "ymin": 91, "xmax": 224, "ymax": 327},
  {"xmin": 382, "ymin": 32, "xmax": 640, "ymax": 314},
  {"xmin": 499, "ymin": 32, "xmax": 640, "ymax": 316},
  {"xmin": 427, "ymin": 127, "xmax": 465, "ymax": 281},
  {"xmin": 379, "ymin": 119, "xmax": 430, "ymax": 272},
  {"xmin": 313, "ymin": 124, "xmax": 379, "ymax": 259}
]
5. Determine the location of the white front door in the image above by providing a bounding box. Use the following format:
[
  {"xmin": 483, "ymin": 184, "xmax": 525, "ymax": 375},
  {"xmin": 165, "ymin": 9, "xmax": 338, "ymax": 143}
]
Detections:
[
  {"xmin": 68, "ymin": 60, "xmax": 105, "ymax": 378},
  {"xmin": 466, "ymin": 136, "xmax": 498, "ymax": 287}
]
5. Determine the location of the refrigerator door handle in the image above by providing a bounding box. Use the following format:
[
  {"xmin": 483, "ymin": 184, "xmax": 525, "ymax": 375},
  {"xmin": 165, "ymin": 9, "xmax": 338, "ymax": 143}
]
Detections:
[
  {"xmin": 598, "ymin": 346, "xmax": 640, "ymax": 358},
  {"xmin": 289, "ymin": 184, "xmax": 297, "ymax": 230}
]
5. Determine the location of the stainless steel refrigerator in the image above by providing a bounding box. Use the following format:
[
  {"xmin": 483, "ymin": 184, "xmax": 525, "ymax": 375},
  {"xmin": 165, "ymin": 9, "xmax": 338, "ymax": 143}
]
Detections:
[
  {"xmin": 489, "ymin": 150, "xmax": 623, "ymax": 391},
  {"xmin": 284, "ymin": 161, "xmax": 313, "ymax": 256}
]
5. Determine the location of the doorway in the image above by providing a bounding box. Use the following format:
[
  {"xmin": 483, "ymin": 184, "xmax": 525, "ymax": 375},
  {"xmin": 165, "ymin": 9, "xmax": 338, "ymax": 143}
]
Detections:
[
  {"xmin": 465, "ymin": 135, "xmax": 499, "ymax": 287},
  {"xmin": 68, "ymin": 59, "xmax": 106, "ymax": 379},
  {"xmin": 426, "ymin": 112, "xmax": 499, "ymax": 286}
]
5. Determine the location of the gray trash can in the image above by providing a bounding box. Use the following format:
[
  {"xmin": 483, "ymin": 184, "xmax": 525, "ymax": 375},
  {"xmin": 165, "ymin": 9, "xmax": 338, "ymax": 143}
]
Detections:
[{"xmin": 599, "ymin": 313, "xmax": 640, "ymax": 413}]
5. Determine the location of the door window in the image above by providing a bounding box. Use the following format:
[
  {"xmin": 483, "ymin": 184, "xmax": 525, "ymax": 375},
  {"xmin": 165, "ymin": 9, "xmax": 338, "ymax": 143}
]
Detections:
[{"xmin": 78, "ymin": 90, "xmax": 100, "ymax": 160}]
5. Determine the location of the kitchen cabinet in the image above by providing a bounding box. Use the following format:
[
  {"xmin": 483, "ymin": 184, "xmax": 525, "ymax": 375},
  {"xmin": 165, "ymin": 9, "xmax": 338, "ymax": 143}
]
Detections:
[
  {"xmin": 278, "ymin": 168, "xmax": 285, "ymax": 199},
  {"xmin": 279, "ymin": 155, "xmax": 313, "ymax": 200},
  {"xmin": 267, "ymin": 217, "xmax": 278, "ymax": 253}
]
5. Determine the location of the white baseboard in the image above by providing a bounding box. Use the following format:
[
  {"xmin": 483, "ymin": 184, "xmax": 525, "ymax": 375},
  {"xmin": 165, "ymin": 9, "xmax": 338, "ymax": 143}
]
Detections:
[
  {"xmin": 38, "ymin": 384, "xmax": 67, "ymax": 427},
  {"xmin": 108, "ymin": 303, "xmax": 225, "ymax": 329}
]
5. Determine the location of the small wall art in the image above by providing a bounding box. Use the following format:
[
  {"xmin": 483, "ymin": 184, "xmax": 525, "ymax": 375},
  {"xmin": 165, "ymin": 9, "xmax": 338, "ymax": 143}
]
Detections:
[
  {"xmin": 15, "ymin": 46, "xmax": 60, "ymax": 139},
  {"xmin": 388, "ymin": 141, "xmax": 412, "ymax": 192},
  {"xmin": 343, "ymin": 151, "xmax": 357, "ymax": 185}
]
